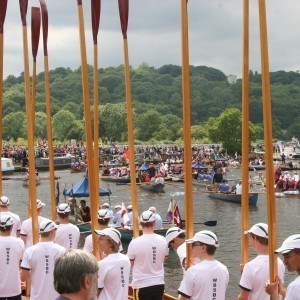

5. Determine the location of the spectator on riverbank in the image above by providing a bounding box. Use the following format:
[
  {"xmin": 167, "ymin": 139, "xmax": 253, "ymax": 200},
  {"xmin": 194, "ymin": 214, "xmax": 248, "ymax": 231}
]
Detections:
[
  {"xmin": 265, "ymin": 234, "xmax": 300, "ymax": 300},
  {"xmin": 178, "ymin": 230, "xmax": 229, "ymax": 300},
  {"xmin": 238, "ymin": 223, "xmax": 285, "ymax": 300}
]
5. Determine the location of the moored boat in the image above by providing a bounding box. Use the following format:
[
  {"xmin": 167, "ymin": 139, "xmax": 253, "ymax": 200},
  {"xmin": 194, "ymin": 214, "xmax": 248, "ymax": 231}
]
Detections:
[
  {"xmin": 140, "ymin": 183, "xmax": 165, "ymax": 193},
  {"xmin": 101, "ymin": 176, "xmax": 139, "ymax": 184},
  {"xmin": 35, "ymin": 155, "xmax": 79, "ymax": 171},
  {"xmin": 1, "ymin": 157, "xmax": 15, "ymax": 174},
  {"xmin": 208, "ymin": 192, "xmax": 259, "ymax": 206}
]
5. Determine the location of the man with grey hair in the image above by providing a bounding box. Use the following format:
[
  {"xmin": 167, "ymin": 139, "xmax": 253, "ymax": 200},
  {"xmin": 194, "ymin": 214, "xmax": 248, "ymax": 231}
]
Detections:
[{"xmin": 54, "ymin": 249, "xmax": 99, "ymax": 300}]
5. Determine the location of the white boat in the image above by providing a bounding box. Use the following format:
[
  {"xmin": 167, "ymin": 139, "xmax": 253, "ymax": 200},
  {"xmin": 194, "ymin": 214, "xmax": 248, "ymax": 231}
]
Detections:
[{"xmin": 1, "ymin": 158, "xmax": 15, "ymax": 174}]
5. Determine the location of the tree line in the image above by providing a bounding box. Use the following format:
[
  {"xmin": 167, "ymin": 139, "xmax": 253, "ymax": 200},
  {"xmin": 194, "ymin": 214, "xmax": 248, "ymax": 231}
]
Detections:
[{"xmin": 2, "ymin": 64, "xmax": 300, "ymax": 152}]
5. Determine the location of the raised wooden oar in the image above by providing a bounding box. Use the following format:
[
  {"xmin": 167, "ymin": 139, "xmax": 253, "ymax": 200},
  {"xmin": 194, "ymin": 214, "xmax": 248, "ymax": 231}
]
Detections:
[
  {"xmin": 19, "ymin": 0, "xmax": 39, "ymax": 244},
  {"xmin": 39, "ymin": 0, "xmax": 56, "ymax": 221},
  {"xmin": 118, "ymin": 0, "xmax": 139, "ymax": 238},
  {"xmin": 91, "ymin": 0, "xmax": 101, "ymax": 223},
  {"xmin": 31, "ymin": 7, "xmax": 40, "ymax": 132},
  {"xmin": 180, "ymin": 0, "xmax": 194, "ymax": 268},
  {"xmin": 241, "ymin": 0, "xmax": 250, "ymax": 265},
  {"xmin": 0, "ymin": 0, "xmax": 8, "ymax": 197},
  {"xmin": 258, "ymin": 0, "xmax": 278, "ymax": 282},
  {"xmin": 76, "ymin": 0, "xmax": 98, "ymax": 255},
  {"xmin": 28, "ymin": 7, "xmax": 41, "ymax": 222}
]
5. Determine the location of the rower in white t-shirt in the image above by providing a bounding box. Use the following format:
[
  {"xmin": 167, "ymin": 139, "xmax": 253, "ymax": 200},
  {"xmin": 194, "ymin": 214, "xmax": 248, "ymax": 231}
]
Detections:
[
  {"xmin": 178, "ymin": 230, "xmax": 229, "ymax": 300},
  {"xmin": 127, "ymin": 210, "xmax": 169, "ymax": 300},
  {"xmin": 20, "ymin": 199, "xmax": 47, "ymax": 248},
  {"xmin": 238, "ymin": 223, "xmax": 285, "ymax": 300},
  {"xmin": 148, "ymin": 206, "xmax": 163, "ymax": 229},
  {"xmin": 21, "ymin": 219, "xmax": 66, "ymax": 300},
  {"xmin": 165, "ymin": 227, "xmax": 187, "ymax": 273},
  {"xmin": 95, "ymin": 228, "xmax": 130, "ymax": 300},
  {"xmin": 112, "ymin": 205, "xmax": 122, "ymax": 228},
  {"xmin": 265, "ymin": 234, "xmax": 300, "ymax": 300},
  {"xmin": 55, "ymin": 202, "xmax": 80, "ymax": 249},
  {"xmin": 0, "ymin": 195, "xmax": 21, "ymax": 237},
  {"xmin": 83, "ymin": 209, "xmax": 112, "ymax": 253},
  {"xmin": 0, "ymin": 215, "xmax": 25, "ymax": 300}
]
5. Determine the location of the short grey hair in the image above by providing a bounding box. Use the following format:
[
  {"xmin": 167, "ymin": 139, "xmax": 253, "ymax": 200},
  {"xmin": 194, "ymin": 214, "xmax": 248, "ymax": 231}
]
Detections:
[{"xmin": 54, "ymin": 249, "xmax": 99, "ymax": 294}]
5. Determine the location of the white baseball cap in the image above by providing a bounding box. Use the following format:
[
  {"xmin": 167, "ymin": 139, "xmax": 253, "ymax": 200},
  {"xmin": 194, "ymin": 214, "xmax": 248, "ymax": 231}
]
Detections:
[
  {"xmin": 127, "ymin": 204, "xmax": 132, "ymax": 210},
  {"xmin": 275, "ymin": 234, "xmax": 300, "ymax": 254},
  {"xmin": 244, "ymin": 223, "xmax": 268, "ymax": 238},
  {"xmin": 94, "ymin": 228, "xmax": 121, "ymax": 244},
  {"xmin": 114, "ymin": 205, "xmax": 122, "ymax": 210},
  {"xmin": 101, "ymin": 202, "xmax": 110, "ymax": 208},
  {"xmin": 165, "ymin": 227, "xmax": 185, "ymax": 244},
  {"xmin": 97, "ymin": 209, "xmax": 112, "ymax": 220},
  {"xmin": 37, "ymin": 199, "xmax": 46, "ymax": 209},
  {"xmin": 140, "ymin": 210, "xmax": 156, "ymax": 223},
  {"xmin": 57, "ymin": 203, "xmax": 71, "ymax": 213},
  {"xmin": 0, "ymin": 196, "xmax": 10, "ymax": 206},
  {"xmin": 148, "ymin": 206, "xmax": 157, "ymax": 213},
  {"xmin": 186, "ymin": 230, "xmax": 219, "ymax": 248},
  {"xmin": 39, "ymin": 219, "xmax": 57, "ymax": 233},
  {"xmin": 0, "ymin": 215, "xmax": 14, "ymax": 227}
]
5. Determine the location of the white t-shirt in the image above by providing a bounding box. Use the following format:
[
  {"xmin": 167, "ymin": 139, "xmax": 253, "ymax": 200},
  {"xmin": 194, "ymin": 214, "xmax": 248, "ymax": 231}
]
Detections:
[
  {"xmin": 239, "ymin": 255, "xmax": 285, "ymax": 300},
  {"xmin": 236, "ymin": 183, "xmax": 242, "ymax": 194},
  {"xmin": 0, "ymin": 211, "xmax": 21, "ymax": 237},
  {"xmin": 20, "ymin": 216, "xmax": 47, "ymax": 248},
  {"xmin": 55, "ymin": 223, "xmax": 80, "ymax": 249},
  {"xmin": 127, "ymin": 233, "xmax": 169, "ymax": 289},
  {"xmin": 178, "ymin": 259, "xmax": 229, "ymax": 300},
  {"xmin": 154, "ymin": 214, "xmax": 163, "ymax": 230},
  {"xmin": 286, "ymin": 276, "xmax": 300, "ymax": 300},
  {"xmin": 112, "ymin": 211, "xmax": 122, "ymax": 228},
  {"xmin": 98, "ymin": 253, "xmax": 130, "ymax": 300},
  {"xmin": 83, "ymin": 234, "xmax": 93, "ymax": 253},
  {"xmin": 0, "ymin": 236, "xmax": 25, "ymax": 297},
  {"xmin": 176, "ymin": 242, "xmax": 187, "ymax": 271},
  {"xmin": 21, "ymin": 241, "xmax": 65, "ymax": 300}
]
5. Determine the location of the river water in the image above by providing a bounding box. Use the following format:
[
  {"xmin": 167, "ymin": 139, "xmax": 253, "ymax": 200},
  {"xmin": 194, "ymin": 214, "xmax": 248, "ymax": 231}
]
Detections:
[{"xmin": 4, "ymin": 168, "xmax": 299, "ymax": 298}]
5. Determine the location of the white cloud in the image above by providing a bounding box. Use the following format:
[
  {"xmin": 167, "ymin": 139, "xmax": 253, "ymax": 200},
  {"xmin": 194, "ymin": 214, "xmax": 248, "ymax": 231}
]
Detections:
[{"xmin": 2, "ymin": 0, "xmax": 300, "ymax": 78}]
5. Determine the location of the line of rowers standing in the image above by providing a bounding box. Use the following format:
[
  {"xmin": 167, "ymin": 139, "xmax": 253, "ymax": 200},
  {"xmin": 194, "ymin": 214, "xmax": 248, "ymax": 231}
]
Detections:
[{"xmin": 0, "ymin": 195, "xmax": 300, "ymax": 300}]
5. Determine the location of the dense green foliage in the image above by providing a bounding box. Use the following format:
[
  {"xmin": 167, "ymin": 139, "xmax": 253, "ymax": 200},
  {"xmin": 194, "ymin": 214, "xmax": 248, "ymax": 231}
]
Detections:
[{"xmin": 2, "ymin": 64, "xmax": 300, "ymax": 150}]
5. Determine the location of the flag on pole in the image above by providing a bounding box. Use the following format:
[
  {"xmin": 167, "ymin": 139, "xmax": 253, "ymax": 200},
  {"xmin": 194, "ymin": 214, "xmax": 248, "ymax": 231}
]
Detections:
[
  {"xmin": 55, "ymin": 180, "xmax": 60, "ymax": 205},
  {"xmin": 121, "ymin": 202, "xmax": 130, "ymax": 227},
  {"xmin": 166, "ymin": 197, "xmax": 173, "ymax": 223},
  {"xmin": 173, "ymin": 202, "xmax": 183, "ymax": 229}
]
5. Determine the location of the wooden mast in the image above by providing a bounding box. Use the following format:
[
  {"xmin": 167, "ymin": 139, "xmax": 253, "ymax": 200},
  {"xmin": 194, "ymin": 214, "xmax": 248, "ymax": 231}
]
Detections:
[
  {"xmin": 118, "ymin": 0, "xmax": 139, "ymax": 238},
  {"xmin": 241, "ymin": 0, "xmax": 250, "ymax": 265},
  {"xmin": 19, "ymin": 0, "xmax": 39, "ymax": 244},
  {"xmin": 0, "ymin": 0, "xmax": 8, "ymax": 197},
  {"xmin": 258, "ymin": 0, "xmax": 278, "ymax": 282},
  {"xmin": 76, "ymin": 0, "xmax": 99, "ymax": 255},
  {"xmin": 39, "ymin": 0, "xmax": 57, "ymax": 220},
  {"xmin": 91, "ymin": 0, "xmax": 101, "ymax": 217},
  {"xmin": 180, "ymin": 0, "xmax": 194, "ymax": 268}
]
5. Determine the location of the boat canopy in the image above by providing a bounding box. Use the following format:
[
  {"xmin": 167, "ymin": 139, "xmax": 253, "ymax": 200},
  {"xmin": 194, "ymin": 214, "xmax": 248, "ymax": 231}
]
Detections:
[
  {"xmin": 192, "ymin": 162, "xmax": 207, "ymax": 170},
  {"xmin": 140, "ymin": 161, "xmax": 150, "ymax": 171},
  {"xmin": 64, "ymin": 176, "xmax": 111, "ymax": 197}
]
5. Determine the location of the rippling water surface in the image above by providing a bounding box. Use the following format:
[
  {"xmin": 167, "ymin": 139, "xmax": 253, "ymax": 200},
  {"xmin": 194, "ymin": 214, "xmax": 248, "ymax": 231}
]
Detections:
[{"xmin": 5, "ymin": 168, "xmax": 299, "ymax": 298}]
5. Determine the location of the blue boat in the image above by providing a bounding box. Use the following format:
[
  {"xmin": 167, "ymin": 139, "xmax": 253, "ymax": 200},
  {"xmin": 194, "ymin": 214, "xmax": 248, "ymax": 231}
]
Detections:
[{"xmin": 208, "ymin": 192, "xmax": 259, "ymax": 206}]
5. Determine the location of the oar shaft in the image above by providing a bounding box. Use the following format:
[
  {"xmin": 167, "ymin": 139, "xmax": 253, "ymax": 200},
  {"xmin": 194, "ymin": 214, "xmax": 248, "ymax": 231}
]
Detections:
[
  {"xmin": 77, "ymin": 2, "xmax": 99, "ymax": 256},
  {"xmin": 241, "ymin": 0, "xmax": 250, "ymax": 264},
  {"xmin": 0, "ymin": 33, "xmax": 3, "ymax": 196},
  {"xmin": 22, "ymin": 25, "xmax": 39, "ymax": 244},
  {"xmin": 181, "ymin": 0, "xmax": 194, "ymax": 268},
  {"xmin": 258, "ymin": 0, "xmax": 278, "ymax": 281},
  {"xmin": 123, "ymin": 38, "xmax": 139, "ymax": 238}
]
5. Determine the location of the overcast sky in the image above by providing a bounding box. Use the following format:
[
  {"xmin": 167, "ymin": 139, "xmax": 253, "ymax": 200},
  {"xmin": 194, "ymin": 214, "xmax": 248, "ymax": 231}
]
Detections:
[{"xmin": 2, "ymin": 0, "xmax": 300, "ymax": 79}]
